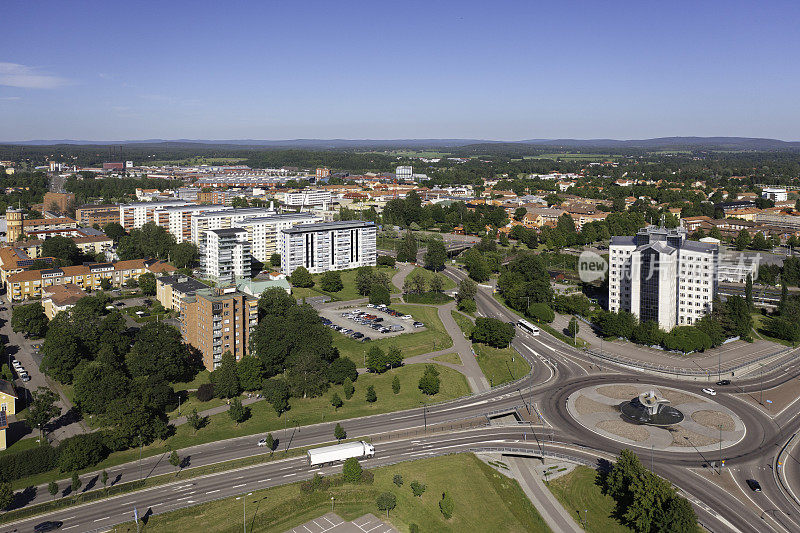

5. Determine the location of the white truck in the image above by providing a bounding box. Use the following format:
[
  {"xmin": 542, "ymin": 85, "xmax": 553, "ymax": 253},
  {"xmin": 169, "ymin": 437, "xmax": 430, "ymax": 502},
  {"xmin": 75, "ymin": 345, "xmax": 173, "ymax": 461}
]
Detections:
[{"xmin": 307, "ymin": 441, "xmax": 375, "ymax": 466}]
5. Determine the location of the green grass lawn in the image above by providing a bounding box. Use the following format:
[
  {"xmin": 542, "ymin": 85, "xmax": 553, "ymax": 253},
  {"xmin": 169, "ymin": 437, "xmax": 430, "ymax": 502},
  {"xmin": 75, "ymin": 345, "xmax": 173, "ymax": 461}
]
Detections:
[
  {"xmin": 334, "ymin": 304, "xmax": 453, "ymax": 365},
  {"xmin": 0, "ymin": 435, "xmax": 41, "ymax": 455},
  {"xmin": 547, "ymin": 466, "xmax": 633, "ymax": 533},
  {"xmin": 408, "ymin": 267, "xmax": 457, "ymax": 291},
  {"xmin": 451, "ymin": 310, "xmax": 473, "ymax": 337},
  {"xmin": 118, "ymin": 454, "xmax": 550, "ymax": 533},
  {"xmin": 7, "ymin": 363, "xmax": 469, "ymax": 491},
  {"xmin": 473, "ymin": 343, "xmax": 530, "ymax": 387},
  {"xmin": 432, "ymin": 352, "xmax": 462, "ymax": 365},
  {"xmin": 752, "ymin": 313, "xmax": 794, "ymax": 347},
  {"xmin": 293, "ymin": 266, "xmax": 400, "ymax": 302}
]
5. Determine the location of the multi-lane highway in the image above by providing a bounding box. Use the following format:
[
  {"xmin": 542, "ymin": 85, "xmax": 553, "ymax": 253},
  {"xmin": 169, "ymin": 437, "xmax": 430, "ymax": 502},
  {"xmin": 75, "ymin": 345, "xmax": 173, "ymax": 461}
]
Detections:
[{"xmin": 5, "ymin": 265, "xmax": 800, "ymax": 532}]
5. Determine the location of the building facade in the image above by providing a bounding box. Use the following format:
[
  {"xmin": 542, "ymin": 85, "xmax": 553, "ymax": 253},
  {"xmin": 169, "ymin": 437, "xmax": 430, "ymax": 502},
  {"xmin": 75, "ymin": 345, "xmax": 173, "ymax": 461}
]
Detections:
[
  {"xmin": 180, "ymin": 286, "xmax": 259, "ymax": 370},
  {"xmin": 200, "ymin": 228, "xmax": 252, "ymax": 282},
  {"xmin": 119, "ymin": 200, "xmax": 192, "ymax": 231},
  {"xmin": 609, "ymin": 226, "xmax": 718, "ymax": 330},
  {"xmin": 233, "ymin": 213, "xmax": 320, "ymax": 263},
  {"xmin": 280, "ymin": 221, "xmax": 377, "ymax": 275},
  {"xmin": 283, "ymin": 190, "xmax": 332, "ymax": 207},
  {"xmin": 5, "ymin": 259, "xmax": 175, "ymax": 301}
]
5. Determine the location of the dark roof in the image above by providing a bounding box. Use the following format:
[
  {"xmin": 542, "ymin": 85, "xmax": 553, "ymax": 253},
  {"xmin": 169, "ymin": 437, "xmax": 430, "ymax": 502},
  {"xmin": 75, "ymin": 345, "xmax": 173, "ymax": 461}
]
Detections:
[
  {"xmin": 283, "ymin": 220, "xmax": 374, "ymax": 234},
  {"xmin": 610, "ymin": 236, "xmax": 635, "ymax": 246},
  {"xmin": 0, "ymin": 380, "xmax": 17, "ymax": 399},
  {"xmin": 159, "ymin": 275, "xmax": 208, "ymax": 294},
  {"xmin": 680, "ymin": 240, "xmax": 718, "ymax": 253}
]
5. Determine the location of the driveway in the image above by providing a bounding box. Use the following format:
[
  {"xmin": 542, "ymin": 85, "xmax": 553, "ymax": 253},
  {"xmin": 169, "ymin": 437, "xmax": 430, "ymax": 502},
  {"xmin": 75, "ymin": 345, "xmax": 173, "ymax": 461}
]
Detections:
[{"xmin": 0, "ymin": 304, "xmax": 88, "ymax": 444}]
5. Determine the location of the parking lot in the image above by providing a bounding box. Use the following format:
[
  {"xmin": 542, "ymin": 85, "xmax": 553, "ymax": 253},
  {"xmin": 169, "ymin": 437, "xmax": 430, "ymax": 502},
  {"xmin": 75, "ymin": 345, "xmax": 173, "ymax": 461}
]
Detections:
[{"xmin": 319, "ymin": 304, "xmax": 426, "ymax": 342}]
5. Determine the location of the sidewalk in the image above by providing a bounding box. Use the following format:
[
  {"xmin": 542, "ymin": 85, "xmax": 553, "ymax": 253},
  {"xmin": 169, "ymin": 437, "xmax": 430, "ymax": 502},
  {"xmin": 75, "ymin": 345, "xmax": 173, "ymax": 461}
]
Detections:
[{"xmin": 506, "ymin": 457, "xmax": 583, "ymax": 533}]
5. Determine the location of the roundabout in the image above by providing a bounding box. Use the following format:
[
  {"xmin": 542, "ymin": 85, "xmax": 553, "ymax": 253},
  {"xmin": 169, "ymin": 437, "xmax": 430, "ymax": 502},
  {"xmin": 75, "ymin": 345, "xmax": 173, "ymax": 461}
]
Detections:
[{"xmin": 566, "ymin": 383, "xmax": 746, "ymax": 452}]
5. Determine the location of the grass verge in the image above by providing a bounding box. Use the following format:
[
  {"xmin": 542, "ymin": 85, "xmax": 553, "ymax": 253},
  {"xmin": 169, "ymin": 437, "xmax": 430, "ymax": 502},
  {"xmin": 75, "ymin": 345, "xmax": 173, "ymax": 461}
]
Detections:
[
  {"xmin": 450, "ymin": 310, "xmax": 473, "ymax": 337},
  {"xmin": 432, "ymin": 353, "xmax": 462, "ymax": 365},
  {"xmin": 473, "ymin": 343, "xmax": 530, "ymax": 387},
  {"xmin": 408, "ymin": 267, "xmax": 457, "ymax": 291},
  {"xmin": 547, "ymin": 466, "xmax": 632, "ymax": 533},
  {"xmin": 117, "ymin": 454, "xmax": 551, "ymax": 533}
]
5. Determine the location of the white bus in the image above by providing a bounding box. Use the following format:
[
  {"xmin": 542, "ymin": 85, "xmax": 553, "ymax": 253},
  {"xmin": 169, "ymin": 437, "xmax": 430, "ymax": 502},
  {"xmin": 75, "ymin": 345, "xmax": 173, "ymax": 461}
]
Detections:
[{"xmin": 517, "ymin": 319, "xmax": 540, "ymax": 336}]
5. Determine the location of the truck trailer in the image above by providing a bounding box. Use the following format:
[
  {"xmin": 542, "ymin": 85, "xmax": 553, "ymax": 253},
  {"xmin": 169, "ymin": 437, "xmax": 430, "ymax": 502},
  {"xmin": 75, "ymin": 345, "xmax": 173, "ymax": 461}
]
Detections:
[{"xmin": 307, "ymin": 441, "xmax": 375, "ymax": 466}]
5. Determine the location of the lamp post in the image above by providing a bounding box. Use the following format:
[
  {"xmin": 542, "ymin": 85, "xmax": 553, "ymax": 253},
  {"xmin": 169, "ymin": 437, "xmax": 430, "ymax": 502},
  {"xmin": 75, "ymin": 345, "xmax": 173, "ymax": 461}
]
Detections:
[
  {"xmin": 331, "ymin": 496, "xmax": 335, "ymax": 512},
  {"xmin": 236, "ymin": 492, "xmax": 253, "ymax": 533}
]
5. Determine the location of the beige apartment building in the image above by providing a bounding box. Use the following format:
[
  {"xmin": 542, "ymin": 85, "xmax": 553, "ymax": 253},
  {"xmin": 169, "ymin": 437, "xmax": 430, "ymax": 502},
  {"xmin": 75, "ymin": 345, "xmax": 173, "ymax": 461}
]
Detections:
[{"xmin": 180, "ymin": 286, "xmax": 259, "ymax": 370}]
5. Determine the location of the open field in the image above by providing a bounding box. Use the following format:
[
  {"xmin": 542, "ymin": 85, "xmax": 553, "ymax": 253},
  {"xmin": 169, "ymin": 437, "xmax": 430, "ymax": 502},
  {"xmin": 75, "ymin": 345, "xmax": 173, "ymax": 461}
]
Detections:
[
  {"xmin": 523, "ymin": 153, "xmax": 618, "ymax": 161},
  {"xmin": 118, "ymin": 454, "xmax": 551, "ymax": 533},
  {"xmin": 474, "ymin": 343, "xmax": 530, "ymax": 387},
  {"xmin": 292, "ymin": 266, "xmax": 399, "ymax": 302},
  {"xmin": 334, "ymin": 304, "xmax": 453, "ymax": 364},
  {"xmin": 547, "ymin": 466, "xmax": 633, "ymax": 533},
  {"xmin": 433, "ymin": 352, "xmax": 462, "ymax": 365}
]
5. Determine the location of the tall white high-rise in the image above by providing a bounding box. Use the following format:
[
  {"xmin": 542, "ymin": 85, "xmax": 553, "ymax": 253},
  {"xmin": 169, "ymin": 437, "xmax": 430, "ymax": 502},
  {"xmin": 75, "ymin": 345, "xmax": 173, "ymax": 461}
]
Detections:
[
  {"xmin": 608, "ymin": 226, "xmax": 718, "ymax": 330},
  {"xmin": 201, "ymin": 228, "xmax": 252, "ymax": 283}
]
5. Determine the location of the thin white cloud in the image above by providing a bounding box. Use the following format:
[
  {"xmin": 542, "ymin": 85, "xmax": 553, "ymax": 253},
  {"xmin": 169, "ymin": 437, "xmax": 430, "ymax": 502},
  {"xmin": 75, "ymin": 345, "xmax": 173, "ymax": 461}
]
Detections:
[
  {"xmin": 0, "ymin": 62, "xmax": 70, "ymax": 89},
  {"xmin": 0, "ymin": 96, "xmax": 22, "ymax": 101}
]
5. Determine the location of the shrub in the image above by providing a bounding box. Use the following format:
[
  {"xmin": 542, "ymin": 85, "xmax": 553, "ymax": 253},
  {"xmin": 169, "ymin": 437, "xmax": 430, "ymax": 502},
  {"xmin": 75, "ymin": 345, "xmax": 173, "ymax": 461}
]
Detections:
[
  {"xmin": 471, "ymin": 317, "xmax": 515, "ymax": 347},
  {"xmin": 457, "ymin": 298, "xmax": 477, "ymax": 313},
  {"xmin": 418, "ymin": 365, "xmax": 440, "ymax": 395},
  {"xmin": 376, "ymin": 492, "xmax": 397, "ymax": 515},
  {"xmin": 392, "ymin": 375, "xmax": 400, "ymax": 394},
  {"xmin": 393, "ymin": 474, "xmax": 403, "ymax": 487},
  {"xmin": 343, "ymin": 377, "xmax": 355, "ymax": 400},
  {"xmin": 342, "ymin": 457, "xmax": 362, "ymax": 483},
  {"xmin": 327, "ymin": 357, "xmax": 358, "ymax": 384},
  {"xmin": 526, "ymin": 303, "xmax": 554, "ymax": 323},
  {"xmin": 410, "ymin": 525, "xmax": 420, "ymax": 533},
  {"xmin": 0, "ymin": 444, "xmax": 58, "ymax": 483},
  {"xmin": 369, "ymin": 283, "xmax": 391, "ymax": 306},
  {"xmin": 196, "ymin": 383, "xmax": 215, "ymax": 402},
  {"xmin": 290, "ymin": 266, "xmax": 314, "ymax": 288},
  {"xmin": 410, "ymin": 480, "xmax": 426, "ymax": 497},
  {"xmin": 439, "ymin": 491, "xmax": 454, "ymax": 519},
  {"xmin": 377, "ymin": 255, "xmax": 396, "ymax": 267},
  {"xmin": 58, "ymin": 433, "xmax": 109, "ymax": 472},
  {"xmin": 366, "ymin": 385, "xmax": 377, "ymax": 403},
  {"xmin": 320, "ymin": 271, "xmax": 344, "ymax": 293},
  {"xmin": 361, "ymin": 469, "xmax": 374, "ymax": 484}
]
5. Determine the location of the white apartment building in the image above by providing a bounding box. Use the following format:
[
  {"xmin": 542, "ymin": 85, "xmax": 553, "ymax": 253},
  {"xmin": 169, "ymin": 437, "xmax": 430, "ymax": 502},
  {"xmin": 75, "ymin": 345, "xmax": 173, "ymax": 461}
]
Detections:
[
  {"xmin": 233, "ymin": 213, "xmax": 320, "ymax": 263},
  {"xmin": 609, "ymin": 226, "xmax": 718, "ymax": 331},
  {"xmin": 201, "ymin": 228, "xmax": 252, "ymax": 283},
  {"xmin": 280, "ymin": 221, "xmax": 377, "ymax": 275},
  {"xmin": 190, "ymin": 207, "xmax": 276, "ymax": 244},
  {"xmin": 762, "ymin": 187, "xmax": 788, "ymax": 202},
  {"xmin": 396, "ymin": 166, "xmax": 413, "ymax": 180},
  {"xmin": 120, "ymin": 200, "xmax": 191, "ymax": 231},
  {"xmin": 153, "ymin": 204, "xmax": 232, "ymax": 243},
  {"xmin": 283, "ymin": 190, "xmax": 332, "ymax": 207}
]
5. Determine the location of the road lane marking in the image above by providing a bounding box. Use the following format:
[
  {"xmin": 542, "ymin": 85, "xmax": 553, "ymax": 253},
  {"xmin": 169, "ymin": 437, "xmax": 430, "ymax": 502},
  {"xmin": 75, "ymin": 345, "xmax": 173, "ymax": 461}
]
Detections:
[
  {"xmin": 94, "ymin": 516, "xmax": 110, "ymax": 522},
  {"xmin": 206, "ymin": 489, "xmax": 220, "ymax": 494},
  {"xmin": 283, "ymin": 473, "xmax": 296, "ymax": 477},
  {"xmin": 232, "ymin": 483, "xmax": 246, "ymax": 488}
]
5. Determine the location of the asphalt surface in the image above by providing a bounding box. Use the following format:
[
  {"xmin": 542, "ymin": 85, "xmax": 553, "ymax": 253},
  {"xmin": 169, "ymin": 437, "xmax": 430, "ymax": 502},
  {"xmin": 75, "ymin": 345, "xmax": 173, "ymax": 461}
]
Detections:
[{"xmin": 5, "ymin": 265, "xmax": 800, "ymax": 532}]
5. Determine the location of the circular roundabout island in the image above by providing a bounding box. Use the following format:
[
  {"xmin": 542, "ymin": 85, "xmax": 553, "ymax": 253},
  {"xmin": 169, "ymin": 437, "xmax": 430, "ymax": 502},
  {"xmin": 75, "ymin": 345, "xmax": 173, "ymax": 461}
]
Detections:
[{"xmin": 567, "ymin": 383, "xmax": 746, "ymax": 453}]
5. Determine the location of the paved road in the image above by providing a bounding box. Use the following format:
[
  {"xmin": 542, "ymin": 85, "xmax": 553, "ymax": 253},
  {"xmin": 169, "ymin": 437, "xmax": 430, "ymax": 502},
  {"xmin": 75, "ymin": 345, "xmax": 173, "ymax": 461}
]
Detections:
[{"xmin": 5, "ymin": 266, "xmax": 800, "ymax": 532}]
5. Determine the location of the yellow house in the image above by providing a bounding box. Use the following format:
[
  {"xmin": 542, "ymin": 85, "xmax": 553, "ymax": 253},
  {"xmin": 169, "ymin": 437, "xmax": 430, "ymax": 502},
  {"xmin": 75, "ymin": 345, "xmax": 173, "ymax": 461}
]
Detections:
[{"xmin": 0, "ymin": 380, "xmax": 18, "ymax": 451}]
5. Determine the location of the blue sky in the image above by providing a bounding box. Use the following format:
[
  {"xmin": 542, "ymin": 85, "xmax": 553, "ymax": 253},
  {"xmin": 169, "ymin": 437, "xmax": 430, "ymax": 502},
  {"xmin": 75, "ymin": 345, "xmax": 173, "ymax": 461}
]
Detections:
[{"xmin": 1, "ymin": 0, "xmax": 799, "ymax": 141}]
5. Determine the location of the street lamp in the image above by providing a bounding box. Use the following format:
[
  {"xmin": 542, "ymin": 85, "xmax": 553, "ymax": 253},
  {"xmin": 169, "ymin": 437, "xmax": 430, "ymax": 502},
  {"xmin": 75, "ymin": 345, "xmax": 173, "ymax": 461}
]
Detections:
[{"xmin": 236, "ymin": 492, "xmax": 253, "ymax": 533}]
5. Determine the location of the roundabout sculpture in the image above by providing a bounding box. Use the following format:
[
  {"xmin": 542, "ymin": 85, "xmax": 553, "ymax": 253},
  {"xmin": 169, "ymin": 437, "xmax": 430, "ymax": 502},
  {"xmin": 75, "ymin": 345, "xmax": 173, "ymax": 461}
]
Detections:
[{"xmin": 620, "ymin": 390, "xmax": 684, "ymax": 426}]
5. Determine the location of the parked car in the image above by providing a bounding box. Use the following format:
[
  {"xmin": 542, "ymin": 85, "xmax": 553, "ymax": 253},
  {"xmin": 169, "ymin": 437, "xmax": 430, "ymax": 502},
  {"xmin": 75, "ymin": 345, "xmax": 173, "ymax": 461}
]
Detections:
[
  {"xmin": 746, "ymin": 479, "xmax": 762, "ymax": 492},
  {"xmin": 21, "ymin": 374, "xmax": 31, "ymax": 382},
  {"xmin": 366, "ymin": 303, "xmax": 375, "ymax": 308},
  {"xmin": 401, "ymin": 314, "xmax": 412, "ymax": 320},
  {"xmin": 352, "ymin": 332, "xmax": 364, "ymax": 339},
  {"xmin": 413, "ymin": 321, "xmax": 424, "ymax": 328},
  {"xmin": 361, "ymin": 337, "xmax": 371, "ymax": 342}
]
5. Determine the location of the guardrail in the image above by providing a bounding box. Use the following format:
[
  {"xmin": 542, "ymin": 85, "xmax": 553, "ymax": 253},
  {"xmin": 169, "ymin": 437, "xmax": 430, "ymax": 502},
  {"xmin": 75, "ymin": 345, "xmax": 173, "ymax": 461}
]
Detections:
[{"xmin": 467, "ymin": 446, "xmax": 597, "ymax": 467}]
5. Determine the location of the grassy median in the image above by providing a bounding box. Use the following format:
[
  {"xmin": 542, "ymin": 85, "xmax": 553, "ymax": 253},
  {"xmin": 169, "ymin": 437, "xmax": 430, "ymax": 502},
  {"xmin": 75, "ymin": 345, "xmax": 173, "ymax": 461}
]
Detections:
[
  {"xmin": 547, "ymin": 466, "xmax": 632, "ymax": 533},
  {"xmin": 473, "ymin": 343, "xmax": 530, "ymax": 387},
  {"xmin": 118, "ymin": 454, "xmax": 551, "ymax": 533}
]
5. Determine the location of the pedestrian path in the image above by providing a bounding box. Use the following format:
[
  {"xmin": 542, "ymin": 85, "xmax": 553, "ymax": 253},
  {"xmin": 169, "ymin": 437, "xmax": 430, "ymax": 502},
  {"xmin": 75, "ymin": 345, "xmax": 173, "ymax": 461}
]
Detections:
[{"xmin": 506, "ymin": 457, "xmax": 583, "ymax": 533}]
